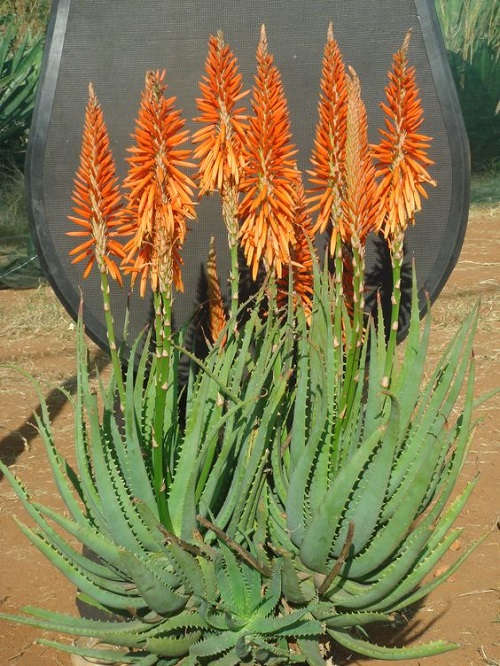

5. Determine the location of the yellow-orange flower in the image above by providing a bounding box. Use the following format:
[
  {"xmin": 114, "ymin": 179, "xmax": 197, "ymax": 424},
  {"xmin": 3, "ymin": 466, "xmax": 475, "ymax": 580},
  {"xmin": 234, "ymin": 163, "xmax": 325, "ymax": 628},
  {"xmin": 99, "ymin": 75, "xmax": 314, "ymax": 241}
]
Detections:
[
  {"xmin": 121, "ymin": 70, "xmax": 196, "ymax": 297},
  {"xmin": 206, "ymin": 237, "xmax": 227, "ymax": 344},
  {"xmin": 193, "ymin": 31, "xmax": 248, "ymax": 196},
  {"xmin": 372, "ymin": 30, "xmax": 436, "ymax": 244},
  {"xmin": 238, "ymin": 25, "xmax": 301, "ymax": 280},
  {"xmin": 342, "ymin": 67, "xmax": 379, "ymax": 248},
  {"xmin": 307, "ymin": 22, "xmax": 348, "ymax": 254},
  {"xmin": 67, "ymin": 83, "xmax": 126, "ymax": 284}
]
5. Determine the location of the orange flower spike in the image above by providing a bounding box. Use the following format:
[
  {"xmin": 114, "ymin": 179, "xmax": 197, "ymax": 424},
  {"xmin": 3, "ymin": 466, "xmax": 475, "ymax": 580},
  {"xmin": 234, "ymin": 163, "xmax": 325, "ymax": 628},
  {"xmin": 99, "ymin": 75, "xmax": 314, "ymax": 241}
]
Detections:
[
  {"xmin": 307, "ymin": 22, "xmax": 348, "ymax": 252},
  {"xmin": 238, "ymin": 25, "xmax": 301, "ymax": 281},
  {"xmin": 122, "ymin": 70, "xmax": 196, "ymax": 297},
  {"xmin": 342, "ymin": 67, "xmax": 379, "ymax": 249},
  {"xmin": 206, "ymin": 237, "xmax": 228, "ymax": 345},
  {"xmin": 372, "ymin": 30, "xmax": 436, "ymax": 243},
  {"xmin": 193, "ymin": 31, "xmax": 248, "ymax": 196},
  {"xmin": 67, "ymin": 83, "xmax": 126, "ymax": 284}
]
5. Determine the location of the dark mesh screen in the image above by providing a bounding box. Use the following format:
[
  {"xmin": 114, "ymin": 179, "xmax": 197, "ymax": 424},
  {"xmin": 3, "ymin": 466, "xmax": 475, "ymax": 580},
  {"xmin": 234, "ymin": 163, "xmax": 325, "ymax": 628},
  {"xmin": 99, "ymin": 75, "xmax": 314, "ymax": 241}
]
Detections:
[{"xmin": 27, "ymin": 0, "xmax": 469, "ymax": 353}]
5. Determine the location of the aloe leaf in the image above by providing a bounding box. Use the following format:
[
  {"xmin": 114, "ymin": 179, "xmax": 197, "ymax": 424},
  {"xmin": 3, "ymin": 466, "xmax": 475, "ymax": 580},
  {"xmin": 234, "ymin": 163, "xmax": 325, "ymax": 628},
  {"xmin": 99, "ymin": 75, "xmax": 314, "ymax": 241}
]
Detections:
[
  {"xmin": 117, "ymin": 548, "xmax": 186, "ymax": 615},
  {"xmin": 190, "ymin": 632, "xmax": 237, "ymax": 658},
  {"xmin": 209, "ymin": 650, "xmax": 241, "ymax": 666},
  {"xmin": 14, "ymin": 520, "xmax": 145, "ymax": 610},
  {"xmin": 213, "ymin": 361, "xmax": 289, "ymax": 538},
  {"xmin": 331, "ymin": 523, "xmax": 437, "ymax": 610},
  {"xmin": 391, "ymin": 534, "xmax": 485, "ymax": 613},
  {"xmin": 328, "ymin": 628, "xmax": 457, "ymax": 660},
  {"xmin": 406, "ymin": 304, "xmax": 478, "ymax": 442},
  {"xmin": 0, "ymin": 463, "xmax": 125, "ymax": 588},
  {"xmin": 214, "ymin": 543, "xmax": 249, "ymax": 616},
  {"xmin": 297, "ymin": 638, "xmax": 325, "ymax": 666},
  {"xmin": 322, "ymin": 611, "xmax": 392, "ymax": 627},
  {"xmin": 333, "ymin": 480, "xmax": 477, "ymax": 612},
  {"xmin": 266, "ymin": 489, "xmax": 297, "ymax": 555},
  {"xmin": 146, "ymin": 631, "xmax": 202, "ymax": 656},
  {"xmin": 0, "ymin": 22, "xmax": 15, "ymax": 70},
  {"xmin": 382, "ymin": 320, "xmax": 476, "ymax": 524},
  {"xmin": 330, "ymin": 404, "xmax": 396, "ymax": 558},
  {"xmin": 1, "ymin": 609, "xmax": 152, "ymax": 649},
  {"xmin": 89, "ymin": 433, "xmax": 157, "ymax": 553},
  {"xmin": 39, "ymin": 639, "xmax": 158, "ymax": 665},
  {"xmin": 250, "ymin": 613, "xmax": 321, "ymax": 638},
  {"xmin": 281, "ymin": 555, "xmax": 315, "ymax": 605},
  {"xmin": 298, "ymin": 423, "xmax": 387, "ymax": 573},
  {"xmin": 164, "ymin": 541, "xmax": 205, "ymax": 598},
  {"xmin": 288, "ymin": 313, "xmax": 312, "ymax": 470},
  {"xmin": 168, "ymin": 367, "xmax": 225, "ymax": 537},
  {"xmin": 0, "ymin": 366, "xmax": 87, "ymax": 524},
  {"xmin": 370, "ymin": 484, "xmax": 479, "ymax": 613}
]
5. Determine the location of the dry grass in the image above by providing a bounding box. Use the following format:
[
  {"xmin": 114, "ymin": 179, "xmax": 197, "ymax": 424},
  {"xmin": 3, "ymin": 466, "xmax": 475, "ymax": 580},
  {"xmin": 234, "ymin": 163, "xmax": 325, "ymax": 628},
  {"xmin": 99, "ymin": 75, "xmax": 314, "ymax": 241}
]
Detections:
[{"xmin": 0, "ymin": 284, "xmax": 75, "ymax": 341}]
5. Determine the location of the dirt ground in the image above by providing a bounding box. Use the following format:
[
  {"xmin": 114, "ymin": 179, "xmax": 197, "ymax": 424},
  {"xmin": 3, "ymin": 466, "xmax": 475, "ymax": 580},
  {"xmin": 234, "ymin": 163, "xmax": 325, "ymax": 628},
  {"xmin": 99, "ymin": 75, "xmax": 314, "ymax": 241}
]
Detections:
[{"xmin": 0, "ymin": 206, "xmax": 498, "ymax": 666}]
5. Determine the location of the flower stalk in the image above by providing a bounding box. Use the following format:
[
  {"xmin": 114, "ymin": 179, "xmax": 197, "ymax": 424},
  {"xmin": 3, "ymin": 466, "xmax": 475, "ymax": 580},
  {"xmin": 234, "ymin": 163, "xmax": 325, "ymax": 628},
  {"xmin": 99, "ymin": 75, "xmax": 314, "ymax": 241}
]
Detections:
[
  {"xmin": 193, "ymin": 31, "xmax": 248, "ymax": 317},
  {"xmin": 372, "ymin": 30, "xmax": 437, "ymax": 384},
  {"xmin": 121, "ymin": 70, "xmax": 196, "ymax": 525},
  {"xmin": 67, "ymin": 83, "xmax": 127, "ymax": 405}
]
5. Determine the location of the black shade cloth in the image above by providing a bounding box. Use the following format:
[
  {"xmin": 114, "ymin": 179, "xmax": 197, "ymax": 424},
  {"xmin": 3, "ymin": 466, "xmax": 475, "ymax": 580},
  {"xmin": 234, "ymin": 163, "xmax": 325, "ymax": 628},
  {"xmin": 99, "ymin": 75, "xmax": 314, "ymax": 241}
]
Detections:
[{"xmin": 26, "ymin": 0, "xmax": 470, "ymax": 353}]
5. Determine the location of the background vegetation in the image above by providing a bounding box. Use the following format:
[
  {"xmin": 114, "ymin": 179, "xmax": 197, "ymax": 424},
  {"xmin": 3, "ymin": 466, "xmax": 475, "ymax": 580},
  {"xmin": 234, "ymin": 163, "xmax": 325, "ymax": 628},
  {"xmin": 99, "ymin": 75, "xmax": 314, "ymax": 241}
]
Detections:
[
  {"xmin": 0, "ymin": 0, "xmax": 498, "ymax": 288},
  {"xmin": 434, "ymin": 0, "xmax": 499, "ymax": 172}
]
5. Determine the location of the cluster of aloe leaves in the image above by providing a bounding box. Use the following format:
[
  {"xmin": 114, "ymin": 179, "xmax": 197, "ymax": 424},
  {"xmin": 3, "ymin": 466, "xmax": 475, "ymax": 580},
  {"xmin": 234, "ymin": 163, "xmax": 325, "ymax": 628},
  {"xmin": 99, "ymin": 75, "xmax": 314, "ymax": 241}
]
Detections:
[
  {"xmin": 0, "ymin": 14, "xmax": 43, "ymax": 154},
  {"xmin": 0, "ymin": 260, "xmax": 484, "ymax": 665}
]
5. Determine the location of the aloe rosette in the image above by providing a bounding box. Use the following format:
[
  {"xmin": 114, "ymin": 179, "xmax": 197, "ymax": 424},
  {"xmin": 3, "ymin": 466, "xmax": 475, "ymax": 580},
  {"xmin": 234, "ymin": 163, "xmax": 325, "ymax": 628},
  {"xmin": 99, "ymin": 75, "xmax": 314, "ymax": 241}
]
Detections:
[{"xmin": 0, "ymin": 267, "xmax": 483, "ymax": 663}]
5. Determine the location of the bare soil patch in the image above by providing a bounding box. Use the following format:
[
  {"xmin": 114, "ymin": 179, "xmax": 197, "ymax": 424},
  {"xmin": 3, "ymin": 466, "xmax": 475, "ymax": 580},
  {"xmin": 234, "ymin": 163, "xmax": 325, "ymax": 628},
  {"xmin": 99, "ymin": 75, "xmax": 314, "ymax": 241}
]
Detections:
[{"xmin": 0, "ymin": 206, "xmax": 498, "ymax": 665}]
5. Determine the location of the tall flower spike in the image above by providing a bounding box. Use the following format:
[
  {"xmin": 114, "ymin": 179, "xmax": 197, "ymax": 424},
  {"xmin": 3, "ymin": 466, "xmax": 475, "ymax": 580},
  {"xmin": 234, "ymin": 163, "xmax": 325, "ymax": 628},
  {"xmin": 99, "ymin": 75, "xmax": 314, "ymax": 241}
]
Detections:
[
  {"xmin": 122, "ymin": 70, "xmax": 196, "ymax": 297},
  {"xmin": 341, "ymin": 68, "xmax": 379, "ymax": 319},
  {"xmin": 206, "ymin": 237, "xmax": 227, "ymax": 345},
  {"xmin": 67, "ymin": 83, "xmax": 126, "ymax": 284},
  {"xmin": 342, "ymin": 67, "xmax": 379, "ymax": 248},
  {"xmin": 238, "ymin": 25, "xmax": 301, "ymax": 280},
  {"xmin": 307, "ymin": 22, "xmax": 348, "ymax": 255},
  {"xmin": 193, "ymin": 31, "xmax": 248, "ymax": 196},
  {"xmin": 372, "ymin": 30, "xmax": 436, "ymax": 248}
]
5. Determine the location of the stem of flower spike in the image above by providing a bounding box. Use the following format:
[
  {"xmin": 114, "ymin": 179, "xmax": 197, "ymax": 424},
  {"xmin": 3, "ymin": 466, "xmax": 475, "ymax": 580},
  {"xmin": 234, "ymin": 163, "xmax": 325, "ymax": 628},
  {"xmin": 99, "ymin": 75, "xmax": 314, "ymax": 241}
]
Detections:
[
  {"xmin": 152, "ymin": 289, "xmax": 173, "ymax": 528},
  {"xmin": 100, "ymin": 269, "xmax": 126, "ymax": 407},
  {"xmin": 341, "ymin": 238, "xmax": 365, "ymax": 422},
  {"xmin": 382, "ymin": 232, "xmax": 404, "ymax": 388},
  {"xmin": 222, "ymin": 185, "xmax": 240, "ymax": 319},
  {"xmin": 333, "ymin": 237, "xmax": 366, "ymax": 471}
]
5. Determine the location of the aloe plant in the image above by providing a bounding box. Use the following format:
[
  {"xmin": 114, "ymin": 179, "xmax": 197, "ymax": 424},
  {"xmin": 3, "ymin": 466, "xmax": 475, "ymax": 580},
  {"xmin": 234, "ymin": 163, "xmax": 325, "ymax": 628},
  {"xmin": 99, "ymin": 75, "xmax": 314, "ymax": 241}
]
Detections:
[
  {"xmin": 0, "ymin": 24, "xmax": 488, "ymax": 664},
  {"xmin": 0, "ymin": 265, "xmax": 482, "ymax": 664},
  {"xmin": 0, "ymin": 14, "xmax": 43, "ymax": 154}
]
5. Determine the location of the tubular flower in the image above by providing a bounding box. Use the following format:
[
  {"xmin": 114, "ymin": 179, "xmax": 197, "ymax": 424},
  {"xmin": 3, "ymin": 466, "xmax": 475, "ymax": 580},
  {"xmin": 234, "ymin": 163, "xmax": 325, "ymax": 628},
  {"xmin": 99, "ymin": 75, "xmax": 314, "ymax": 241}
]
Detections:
[
  {"xmin": 121, "ymin": 70, "xmax": 196, "ymax": 297},
  {"xmin": 206, "ymin": 237, "xmax": 227, "ymax": 345},
  {"xmin": 67, "ymin": 83, "xmax": 126, "ymax": 284},
  {"xmin": 238, "ymin": 25, "xmax": 301, "ymax": 281},
  {"xmin": 342, "ymin": 67, "xmax": 379, "ymax": 248},
  {"xmin": 277, "ymin": 183, "xmax": 315, "ymax": 317},
  {"xmin": 307, "ymin": 22, "xmax": 348, "ymax": 255},
  {"xmin": 193, "ymin": 31, "xmax": 248, "ymax": 196},
  {"xmin": 372, "ymin": 30, "xmax": 436, "ymax": 245}
]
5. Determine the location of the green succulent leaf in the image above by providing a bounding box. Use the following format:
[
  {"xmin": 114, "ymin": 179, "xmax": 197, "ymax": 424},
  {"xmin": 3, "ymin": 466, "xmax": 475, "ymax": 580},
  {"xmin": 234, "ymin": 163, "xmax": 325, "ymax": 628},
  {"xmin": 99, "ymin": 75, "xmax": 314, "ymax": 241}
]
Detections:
[{"xmin": 328, "ymin": 627, "xmax": 458, "ymax": 660}]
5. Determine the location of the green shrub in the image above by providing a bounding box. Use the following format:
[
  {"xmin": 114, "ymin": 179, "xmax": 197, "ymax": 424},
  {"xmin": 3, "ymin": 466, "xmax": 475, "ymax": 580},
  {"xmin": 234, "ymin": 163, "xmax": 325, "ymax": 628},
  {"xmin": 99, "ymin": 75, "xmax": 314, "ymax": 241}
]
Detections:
[
  {"xmin": 0, "ymin": 13, "xmax": 44, "ymax": 163},
  {"xmin": 435, "ymin": 0, "xmax": 500, "ymax": 171}
]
